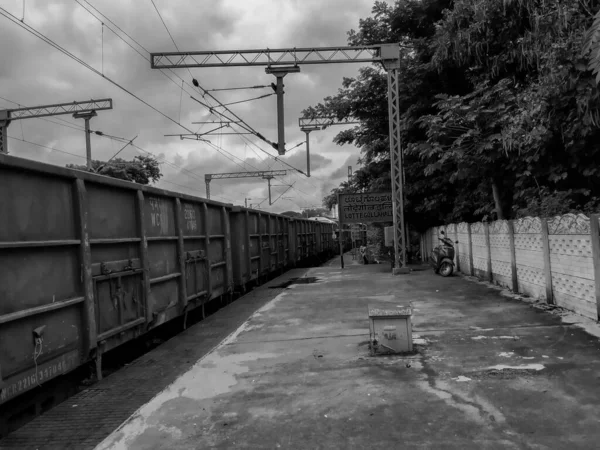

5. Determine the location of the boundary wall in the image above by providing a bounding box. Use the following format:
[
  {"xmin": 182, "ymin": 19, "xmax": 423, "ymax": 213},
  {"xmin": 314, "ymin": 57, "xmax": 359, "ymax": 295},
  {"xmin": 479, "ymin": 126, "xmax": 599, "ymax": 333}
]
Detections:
[{"xmin": 422, "ymin": 214, "xmax": 600, "ymax": 321}]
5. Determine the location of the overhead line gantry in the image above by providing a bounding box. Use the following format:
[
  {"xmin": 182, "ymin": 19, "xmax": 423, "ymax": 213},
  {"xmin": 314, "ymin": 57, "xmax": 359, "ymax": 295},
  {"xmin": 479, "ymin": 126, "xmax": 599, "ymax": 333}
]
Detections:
[
  {"xmin": 204, "ymin": 170, "xmax": 287, "ymax": 203},
  {"xmin": 150, "ymin": 44, "xmax": 408, "ymax": 272},
  {"xmin": 0, "ymin": 99, "xmax": 113, "ymax": 169}
]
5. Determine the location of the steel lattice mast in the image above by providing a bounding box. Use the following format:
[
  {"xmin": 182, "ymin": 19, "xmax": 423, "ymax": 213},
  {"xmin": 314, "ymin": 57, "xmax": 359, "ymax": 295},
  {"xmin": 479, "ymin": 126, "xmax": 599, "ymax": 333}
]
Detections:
[
  {"xmin": 0, "ymin": 99, "xmax": 113, "ymax": 169},
  {"xmin": 151, "ymin": 44, "xmax": 407, "ymax": 272}
]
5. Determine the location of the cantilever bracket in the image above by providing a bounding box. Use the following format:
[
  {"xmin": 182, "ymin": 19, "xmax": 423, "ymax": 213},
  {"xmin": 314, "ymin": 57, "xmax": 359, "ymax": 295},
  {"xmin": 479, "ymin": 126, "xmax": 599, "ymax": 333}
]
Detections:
[{"xmin": 265, "ymin": 66, "xmax": 301, "ymax": 156}]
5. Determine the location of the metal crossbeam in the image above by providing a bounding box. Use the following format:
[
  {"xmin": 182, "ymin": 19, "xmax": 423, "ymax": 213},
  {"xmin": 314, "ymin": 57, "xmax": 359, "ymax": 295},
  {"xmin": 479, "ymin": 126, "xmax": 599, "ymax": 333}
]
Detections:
[
  {"xmin": 205, "ymin": 170, "xmax": 286, "ymax": 181},
  {"xmin": 3, "ymin": 99, "xmax": 113, "ymax": 120},
  {"xmin": 299, "ymin": 117, "xmax": 360, "ymax": 129},
  {"xmin": 0, "ymin": 99, "xmax": 113, "ymax": 166},
  {"xmin": 204, "ymin": 170, "xmax": 286, "ymax": 200},
  {"xmin": 151, "ymin": 46, "xmax": 382, "ymax": 69}
]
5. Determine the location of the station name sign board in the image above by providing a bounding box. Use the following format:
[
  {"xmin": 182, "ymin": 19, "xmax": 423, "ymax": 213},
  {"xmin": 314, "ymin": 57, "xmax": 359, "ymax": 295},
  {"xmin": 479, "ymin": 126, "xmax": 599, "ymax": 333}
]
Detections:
[{"xmin": 338, "ymin": 192, "xmax": 393, "ymax": 224}]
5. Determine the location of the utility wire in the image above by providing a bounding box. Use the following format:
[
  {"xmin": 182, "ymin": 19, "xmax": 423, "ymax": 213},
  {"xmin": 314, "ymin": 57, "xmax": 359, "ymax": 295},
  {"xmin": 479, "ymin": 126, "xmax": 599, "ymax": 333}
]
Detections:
[
  {"xmin": 108, "ymin": 135, "xmax": 137, "ymax": 161},
  {"xmin": 267, "ymin": 182, "xmax": 296, "ymax": 207},
  {"xmin": 0, "ymin": 8, "xmax": 197, "ymax": 135},
  {"xmin": 72, "ymin": 1, "xmax": 280, "ymax": 174},
  {"xmin": 215, "ymin": 93, "xmax": 274, "ymax": 108},
  {"xmin": 4, "ymin": 4, "xmax": 313, "ymax": 206},
  {"xmin": 8, "ymin": 136, "xmax": 88, "ymax": 160},
  {"xmin": 8, "ymin": 130, "xmax": 237, "ymax": 204},
  {"xmin": 160, "ymin": 178, "xmax": 234, "ymax": 203},
  {"xmin": 148, "ymin": 0, "xmax": 196, "ymax": 83},
  {"xmin": 149, "ymin": 0, "xmax": 178, "ymax": 51},
  {"xmin": 73, "ymin": 1, "xmax": 308, "ymax": 176},
  {"xmin": 1, "ymin": 94, "xmax": 140, "ymax": 145},
  {"xmin": 0, "ymin": 95, "xmax": 87, "ymax": 132}
]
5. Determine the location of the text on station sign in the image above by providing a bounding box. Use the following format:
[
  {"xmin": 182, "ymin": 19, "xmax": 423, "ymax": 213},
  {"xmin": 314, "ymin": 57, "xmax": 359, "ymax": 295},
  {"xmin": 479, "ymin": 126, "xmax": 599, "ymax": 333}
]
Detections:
[{"xmin": 338, "ymin": 192, "xmax": 393, "ymax": 224}]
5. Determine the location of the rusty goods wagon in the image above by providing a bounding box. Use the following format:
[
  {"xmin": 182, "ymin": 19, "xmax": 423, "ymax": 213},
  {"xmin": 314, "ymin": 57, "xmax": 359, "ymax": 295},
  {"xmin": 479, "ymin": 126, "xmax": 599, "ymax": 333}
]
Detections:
[
  {"xmin": 230, "ymin": 207, "xmax": 293, "ymax": 290},
  {"xmin": 0, "ymin": 154, "xmax": 336, "ymax": 405}
]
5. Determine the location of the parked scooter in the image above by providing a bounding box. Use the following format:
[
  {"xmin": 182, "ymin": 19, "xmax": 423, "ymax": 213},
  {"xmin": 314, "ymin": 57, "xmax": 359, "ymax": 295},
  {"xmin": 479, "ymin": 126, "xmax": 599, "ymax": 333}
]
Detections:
[{"xmin": 429, "ymin": 230, "xmax": 457, "ymax": 277}]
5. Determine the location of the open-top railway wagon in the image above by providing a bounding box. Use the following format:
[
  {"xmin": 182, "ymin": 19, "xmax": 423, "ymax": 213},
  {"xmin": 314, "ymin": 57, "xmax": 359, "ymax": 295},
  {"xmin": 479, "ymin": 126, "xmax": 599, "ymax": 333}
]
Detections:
[{"xmin": 0, "ymin": 154, "xmax": 337, "ymax": 408}]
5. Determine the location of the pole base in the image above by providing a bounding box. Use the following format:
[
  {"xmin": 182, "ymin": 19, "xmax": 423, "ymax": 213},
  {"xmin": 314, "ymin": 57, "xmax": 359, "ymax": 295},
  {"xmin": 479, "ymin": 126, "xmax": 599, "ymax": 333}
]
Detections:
[{"xmin": 392, "ymin": 267, "xmax": 411, "ymax": 275}]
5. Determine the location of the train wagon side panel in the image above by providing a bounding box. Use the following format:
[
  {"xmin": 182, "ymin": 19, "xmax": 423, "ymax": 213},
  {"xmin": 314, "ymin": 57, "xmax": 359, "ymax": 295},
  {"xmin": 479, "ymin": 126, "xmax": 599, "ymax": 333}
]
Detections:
[
  {"xmin": 288, "ymin": 219, "xmax": 297, "ymax": 266},
  {"xmin": 86, "ymin": 181, "xmax": 147, "ymax": 352},
  {"xmin": 0, "ymin": 155, "xmax": 235, "ymax": 403},
  {"xmin": 0, "ymin": 163, "xmax": 87, "ymax": 404},
  {"xmin": 230, "ymin": 207, "xmax": 262, "ymax": 289}
]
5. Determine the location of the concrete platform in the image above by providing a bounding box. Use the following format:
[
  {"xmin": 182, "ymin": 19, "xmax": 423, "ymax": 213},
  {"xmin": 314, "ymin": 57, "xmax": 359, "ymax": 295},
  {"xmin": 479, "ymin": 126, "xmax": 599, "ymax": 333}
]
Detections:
[{"xmin": 95, "ymin": 259, "xmax": 600, "ymax": 449}]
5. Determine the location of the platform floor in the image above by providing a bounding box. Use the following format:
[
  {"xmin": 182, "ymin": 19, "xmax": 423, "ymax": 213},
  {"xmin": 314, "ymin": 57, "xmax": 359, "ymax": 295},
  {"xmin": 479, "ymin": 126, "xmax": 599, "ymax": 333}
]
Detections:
[
  {"xmin": 0, "ymin": 267, "xmax": 304, "ymax": 450},
  {"xmin": 95, "ymin": 259, "xmax": 600, "ymax": 450},
  {"xmin": 5, "ymin": 255, "xmax": 600, "ymax": 449}
]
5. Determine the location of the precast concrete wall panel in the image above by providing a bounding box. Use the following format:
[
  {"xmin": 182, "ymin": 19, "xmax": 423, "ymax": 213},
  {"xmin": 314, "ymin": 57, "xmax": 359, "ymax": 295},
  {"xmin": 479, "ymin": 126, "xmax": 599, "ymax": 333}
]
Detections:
[
  {"xmin": 470, "ymin": 222, "xmax": 489, "ymax": 279},
  {"xmin": 547, "ymin": 214, "xmax": 596, "ymax": 320},
  {"xmin": 456, "ymin": 222, "xmax": 471, "ymax": 274},
  {"xmin": 489, "ymin": 220, "xmax": 512, "ymax": 288},
  {"xmin": 513, "ymin": 217, "xmax": 546, "ymax": 301}
]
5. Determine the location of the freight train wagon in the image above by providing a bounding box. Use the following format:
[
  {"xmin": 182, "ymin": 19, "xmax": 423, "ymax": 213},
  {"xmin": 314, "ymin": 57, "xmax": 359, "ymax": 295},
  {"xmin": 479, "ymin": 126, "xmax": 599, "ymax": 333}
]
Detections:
[{"xmin": 0, "ymin": 154, "xmax": 336, "ymax": 406}]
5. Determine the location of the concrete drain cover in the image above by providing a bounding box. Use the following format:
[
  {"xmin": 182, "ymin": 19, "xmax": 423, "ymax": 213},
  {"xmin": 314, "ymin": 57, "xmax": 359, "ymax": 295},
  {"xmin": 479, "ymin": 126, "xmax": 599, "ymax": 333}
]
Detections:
[
  {"xmin": 468, "ymin": 364, "xmax": 545, "ymax": 379},
  {"xmin": 268, "ymin": 277, "xmax": 321, "ymax": 289}
]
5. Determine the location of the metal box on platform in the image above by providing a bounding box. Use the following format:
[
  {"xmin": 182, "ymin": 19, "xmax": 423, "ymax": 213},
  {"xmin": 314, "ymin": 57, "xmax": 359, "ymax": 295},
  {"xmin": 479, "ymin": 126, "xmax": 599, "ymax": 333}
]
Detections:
[{"xmin": 368, "ymin": 304, "xmax": 413, "ymax": 355}]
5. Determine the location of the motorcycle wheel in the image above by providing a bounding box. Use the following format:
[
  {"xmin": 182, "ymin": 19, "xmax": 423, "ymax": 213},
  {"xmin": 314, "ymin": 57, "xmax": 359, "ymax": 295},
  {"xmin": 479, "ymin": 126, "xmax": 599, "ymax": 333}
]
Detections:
[{"xmin": 439, "ymin": 262, "xmax": 453, "ymax": 277}]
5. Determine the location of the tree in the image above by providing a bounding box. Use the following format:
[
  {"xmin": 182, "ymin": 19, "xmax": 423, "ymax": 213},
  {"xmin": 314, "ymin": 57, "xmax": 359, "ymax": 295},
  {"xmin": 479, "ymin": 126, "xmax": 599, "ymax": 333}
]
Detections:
[
  {"xmin": 425, "ymin": 0, "xmax": 600, "ymax": 219},
  {"xmin": 67, "ymin": 155, "xmax": 162, "ymax": 185},
  {"xmin": 310, "ymin": 0, "xmax": 600, "ymax": 230},
  {"xmin": 280, "ymin": 211, "xmax": 302, "ymax": 218},
  {"xmin": 301, "ymin": 208, "xmax": 331, "ymax": 218}
]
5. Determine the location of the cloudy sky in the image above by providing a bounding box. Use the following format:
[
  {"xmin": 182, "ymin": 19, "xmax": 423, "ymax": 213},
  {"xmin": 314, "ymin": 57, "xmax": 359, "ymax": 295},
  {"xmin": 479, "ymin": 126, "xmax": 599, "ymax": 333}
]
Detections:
[{"xmin": 0, "ymin": 0, "xmax": 382, "ymax": 212}]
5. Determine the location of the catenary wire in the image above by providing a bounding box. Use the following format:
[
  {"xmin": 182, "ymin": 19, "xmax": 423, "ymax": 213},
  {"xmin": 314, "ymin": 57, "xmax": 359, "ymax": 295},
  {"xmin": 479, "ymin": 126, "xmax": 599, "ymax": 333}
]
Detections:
[
  {"xmin": 72, "ymin": 1, "xmax": 301, "ymax": 175},
  {"xmin": 3, "ymin": 5, "xmax": 320, "ymax": 207}
]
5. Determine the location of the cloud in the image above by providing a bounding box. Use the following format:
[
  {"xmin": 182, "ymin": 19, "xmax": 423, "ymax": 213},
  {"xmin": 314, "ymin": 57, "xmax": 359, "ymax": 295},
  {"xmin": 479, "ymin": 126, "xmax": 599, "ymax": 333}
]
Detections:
[{"xmin": 0, "ymin": 0, "xmax": 375, "ymax": 213}]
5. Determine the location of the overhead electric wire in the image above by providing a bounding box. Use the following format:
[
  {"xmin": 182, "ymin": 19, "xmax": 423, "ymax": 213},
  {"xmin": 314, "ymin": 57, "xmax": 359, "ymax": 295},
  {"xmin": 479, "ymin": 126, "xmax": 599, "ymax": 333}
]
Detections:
[
  {"xmin": 265, "ymin": 182, "xmax": 296, "ymax": 207},
  {"xmin": 149, "ymin": 0, "xmax": 179, "ymax": 53},
  {"xmin": 75, "ymin": 0, "xmax": 211, "ymax": 135},
  {"xmin": 89, "ymin": 0, "xmax": 322, "ymax": 189},
  {"xmin": 70, "ymin": 3, "xmax": 279, "ymax": 174},
  {"xmin": 160, "ymin": 178, "xmax": 236, "ymax": 203},
  {"xmin": 9, "ymin": 129, "xmax": 237, "ymax": 204},
  {"xmin": 0, "ymin": 95, "xmax": 90, "ymax": 132},
  {"xmin": 149, "ymin": 0, "xmax": 282, "ymax": 166},
  {"xmin": 69, "ymin": 3, "xmax": 259, "ymax": 176},
  {"xmin": 5, "ymin": 3, "xmax": 319, "ymax": 207},
  {"xmin": 0, "ymin": 5, "xmax": 253, "ymax": 193},
  {"xmin": 234, "ymin": 132, "xmax": 324, "ymax": 204},
  {"xmin": 0, "ymin": 94, "xmax": 143, "ymax": 146},
  {"xmin": 7, "ymin": 136, "xmax": 88, "ymax": 160},
  {"xmin": 148, "ymin": 0, "xmax": 197, "ymax": 83},
  {"xmin": 0, "ymin": 7, "xmax": 197, "ymax": 136},
  {"xmin": 215, "ymin": 93, "xmax": 274, "ymax": 108},
  {"xmin": 129, "ymin": 141, "xmax": 236, "ymax": 197},
  {"xmin": 73, "ymin": 1, "xmax": 311, "ymax": 180}
]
